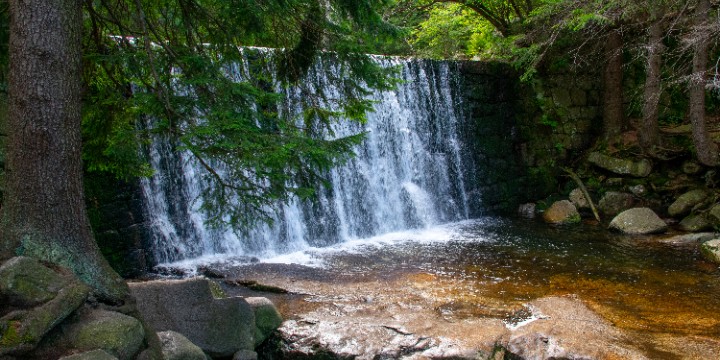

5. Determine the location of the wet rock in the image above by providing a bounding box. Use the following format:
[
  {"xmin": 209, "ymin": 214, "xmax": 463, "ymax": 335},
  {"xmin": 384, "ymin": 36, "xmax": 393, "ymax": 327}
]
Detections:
[
  {"xmin": 668, "ymin": 189, "xmax": 708, "ymax": 217},
  {"xmin": 0, "ymin": 257, "xmax": 70, "ymax": 307},
  {"xmin": 658, "ymin": 233, "xmax": 717, "ymax": 245},
  {"xmin": 568, "ymin": 188, "xmax": 590, "ymax": 210},
  {"xmin": 609, "ymin": 208, "xmax": 668, "ymax": 235},
  {"xmin": 542, "ymin": 201, "xmax": 580, "ymax": 225},
  {"xmin": 0, "ymin": 261, "xmax": 90, "ymax": 356},
  {"xmin": 517, "ymin": 203, "xmax": 536, "ymax": 219},
  {"xmin": 129, "ymin": 278, "xmax": 255, "ymax": 358},
  {"xmin": 598, "ymin": 191, "xmax": 635, "ymax": 217},
  {"xmin": 59, "ymin": 349, "xmax": 118, "ymax": 360},
  {"xmin": 700, "ymin": 240, "xmax": 720, "ymax": 264},
  {"xmin": 157, "ymin": 331, "xmax": 207, "ymax": 360},
  {"xmin": 57, "ymin": 309, "xmax": 144, "ymax": 360},
  {"xmin": 507, "ymin": 296, "xmax": 646, "ymax": 360},
  {"xmin": 679, "ymin": 214, "xmax": 713, "ymax": 233},
  {"xmin": 244, "ymin": 297, "xmax": 283, "ymax": 347},
  {"xmin": 588, "ymin": 152, "xmax": 652, "ymax": 177}
]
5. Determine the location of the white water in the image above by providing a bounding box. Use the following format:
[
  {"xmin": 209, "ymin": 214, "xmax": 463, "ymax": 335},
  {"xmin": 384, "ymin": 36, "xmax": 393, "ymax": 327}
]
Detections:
[{"xmin": 141, "ymin": 52, "xmax": 473, "ymax": 265}]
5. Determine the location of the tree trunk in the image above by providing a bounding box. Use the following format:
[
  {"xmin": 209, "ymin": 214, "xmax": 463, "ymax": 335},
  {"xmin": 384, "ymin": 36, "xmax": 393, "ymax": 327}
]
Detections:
[
  {"xmin": 640, "ymin": 17, "xmax": 664, "ymax": 153},
  {"xmin": 1, "ymin": 0, "xmax": 129, "ymax": 303},
  {"xmin": 603, "ymin": 28, "xmax": 624, "ymax": 141},
  {"xmin": 688, "ymin": 0, "xmax": 718, "ymax": 166}
]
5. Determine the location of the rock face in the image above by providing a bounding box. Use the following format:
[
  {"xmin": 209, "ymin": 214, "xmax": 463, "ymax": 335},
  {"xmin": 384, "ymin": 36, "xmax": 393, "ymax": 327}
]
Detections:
[
  {"xmin": 668, "ymin": 189, "xmax": 708, "ymax": 217},
  {"xmin": 245, "ymin": 297, "xmax": 283, "ymax": 346},
  {"xmin": 598, "ymin": 191, "xmax": 635, "ymax": 217},
  {"xmin": 542, "ymin": 200, "xmax": 580, "ymax": 225},
  {"xmin": 129, "ymin": 278, "xmax": 255, "ymax": 358},
  {"xmin": 588, "ymin": 152, "xmax": 652, "ymax": 177},
  {"xmin": 0, "ymin": 257, "xmax": 90, "ymax": 356},
  {"xmin": 609, "ymin": 208, "xmax": 668, "ymax": 235},
  {"xmin": 57, "ymin": 309, "xmax": 145, "ymax": 360},
  {"xmin": 157, "ymin": 330, "xmax": 207, "ymax": 360},
  {"xmin": 700, "ymin": 240, "xmax": 720, "ymax": 264}
]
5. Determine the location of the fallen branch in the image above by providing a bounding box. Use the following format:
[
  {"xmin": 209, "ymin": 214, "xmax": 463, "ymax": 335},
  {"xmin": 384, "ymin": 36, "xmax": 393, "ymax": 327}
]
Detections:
[{"xmin": 562, "ymin": 167, "xmax": 601, "ymax": 222}]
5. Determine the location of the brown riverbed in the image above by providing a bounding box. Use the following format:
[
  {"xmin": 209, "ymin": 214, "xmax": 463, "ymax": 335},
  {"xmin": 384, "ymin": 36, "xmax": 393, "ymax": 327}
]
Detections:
[{"xmin": 203, "ymin": 218, "xmax": 720, "ymax": 359}]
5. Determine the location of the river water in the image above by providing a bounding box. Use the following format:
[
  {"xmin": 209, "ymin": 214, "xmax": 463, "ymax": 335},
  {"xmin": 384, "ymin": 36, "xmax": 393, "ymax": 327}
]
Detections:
[{"xmin": 175, "ymin": 217, "xmax": 720, "ymax": 358}]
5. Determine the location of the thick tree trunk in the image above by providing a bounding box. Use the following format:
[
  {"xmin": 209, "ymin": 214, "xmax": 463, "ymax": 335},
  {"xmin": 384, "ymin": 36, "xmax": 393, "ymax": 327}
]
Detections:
[
  {"xmin": 603, "ymin": 29, "xmax": 624, "ymax": 141},
  {"xmin": 1, "ymin": 0, "xmax": 129, "ymax": 302},
  {"xmin": 640, "ymin": 18, "xmax": 664, "ymax": 152},
  {"xmin": 688, "ymin": 0, "xmax": 718, "ymax": 166}
]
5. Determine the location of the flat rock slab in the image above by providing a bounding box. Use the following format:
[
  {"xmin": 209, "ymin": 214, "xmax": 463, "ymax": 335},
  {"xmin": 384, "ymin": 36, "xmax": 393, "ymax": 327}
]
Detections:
[{"xmin": 129, "ymin": 278, "xmax": 255, "ymax": 358}]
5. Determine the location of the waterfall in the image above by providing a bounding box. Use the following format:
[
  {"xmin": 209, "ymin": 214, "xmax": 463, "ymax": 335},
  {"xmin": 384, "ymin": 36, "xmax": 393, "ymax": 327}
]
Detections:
[{"xmin": 141, "ymin": 53, "xmax": 473, "ymax": 264}]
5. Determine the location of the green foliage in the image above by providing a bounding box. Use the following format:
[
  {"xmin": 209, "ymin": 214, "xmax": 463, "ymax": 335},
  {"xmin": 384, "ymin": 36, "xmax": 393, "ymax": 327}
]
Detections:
[{"xmin": 79, "ymin": 0, "xmax": 400, "ymax": 228}]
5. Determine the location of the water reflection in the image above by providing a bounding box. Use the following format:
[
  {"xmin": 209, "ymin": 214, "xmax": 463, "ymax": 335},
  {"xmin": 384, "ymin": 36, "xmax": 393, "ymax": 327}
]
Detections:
[{"xmin": 312, "ymin": 218, "xmax": 720, "ymax": 337}]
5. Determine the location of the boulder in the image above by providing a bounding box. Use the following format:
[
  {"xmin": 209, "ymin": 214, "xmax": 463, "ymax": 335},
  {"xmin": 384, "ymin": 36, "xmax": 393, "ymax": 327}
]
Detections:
[
  {"xmin": 588, "ymin": 152, "xmax": 652, "ymax": 177},
  {"xmin": 59, "ymin": 349, "xmax": 119, "ymax": 360},
  {"xmin": 542, "ymin": 201, "xmax": 580, "ymax": 225},
  {"xmin": 57, "ymin": 309, "xmax": 145, "ymax": 360},
  {"xmin": 157, "ymin": 331, "xmax": 207, "ymax": 360},
  {"xmin": 668, "ymin": 189, "xmax": 708, "ymax": 217},
  {"xmin": 0, "ymin": 260, "xmax": 90, "ymax": 356},
  {"xmin": 700, "ymin": 240, "xmax": 720, "ymax": 264},
  {"xmin": 129, "ymin": 278, "xmax": 255, "ymax": 358},
  {"xmin": 0, "ymin": 256, "xmax": 70, "ymax": 307},
  {"xmin": 609, "ymin": 208, "xmax": 668, "ymax": 235},
  {"xmin": 517, "ymin": 203, "xmax": 536, "ymax": 219},
  {"xmin": 568, "ymin": 188, "xmax": 590, "ymax": 210},
  {"xmin": 679, "ymin": 214, "xmax": 713, "ymax": 233},
  {"xmin": 245, "ymin": 297, "xmax": 283, "ymax": 346},
  {"xmin": 598, "ymin": 192, "xmax": 635, "ymax": 217}
]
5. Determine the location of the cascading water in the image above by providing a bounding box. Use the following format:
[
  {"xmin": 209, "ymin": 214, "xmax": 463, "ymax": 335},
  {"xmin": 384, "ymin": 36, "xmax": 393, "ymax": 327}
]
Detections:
[{"xmin": 141, "ymin": 52, "xmax": 473, "ymax": 264}]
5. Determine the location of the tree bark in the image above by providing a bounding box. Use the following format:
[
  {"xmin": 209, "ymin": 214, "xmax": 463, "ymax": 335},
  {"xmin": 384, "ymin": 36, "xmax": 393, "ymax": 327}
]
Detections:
[
  {"xmin": 603, "ymin": 28, "xmax": 624, "ymax": 141},
  {"xmin": 640, "ymin": 17, "xmax": 665, "ymax": 152},
  {"xmin": 1, "ymin": 0, "xmax": 129, "ymax": 302},
  {"xmin": 688, "ymin": 0, "xmax": 718, "ymax": 166}
]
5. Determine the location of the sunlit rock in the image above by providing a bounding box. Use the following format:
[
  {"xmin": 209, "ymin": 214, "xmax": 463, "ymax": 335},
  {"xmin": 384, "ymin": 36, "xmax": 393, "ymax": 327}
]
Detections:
[
  {"xmin": 700, "ymin": 240, "xmax": 720, "ymax": 264},
  {"xmin": 609, "ymin": 208, "xmax": 667, "ymax": 235},
  {"xmin": 542, "ymin": 201, "xmax": 580, "ymax": 225}
]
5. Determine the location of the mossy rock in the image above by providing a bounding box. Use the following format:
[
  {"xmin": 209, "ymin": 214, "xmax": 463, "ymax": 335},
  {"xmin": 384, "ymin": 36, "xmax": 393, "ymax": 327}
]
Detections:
[
  {"xmin": 58, "ymin": 309, "xmax": 145, "ymax": 360},
  {"xmin": 0, "ymin": 257, "xmax": 70, "ymax": 307},
  {"xmin": 245, "ymin": 297, "xmax": 283, "ymax": 347},
  {"xmin": 700, "ymin": 240, "xmax": 720, "ymax": 264},
  {"xmin": 59, "ymin": 349, "xmax": 119, "ymax": 360},
  {"xmin": 668, "ymin": 189, "xmax": 708, "ymax": 217}
]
